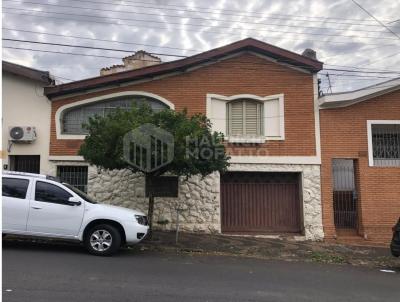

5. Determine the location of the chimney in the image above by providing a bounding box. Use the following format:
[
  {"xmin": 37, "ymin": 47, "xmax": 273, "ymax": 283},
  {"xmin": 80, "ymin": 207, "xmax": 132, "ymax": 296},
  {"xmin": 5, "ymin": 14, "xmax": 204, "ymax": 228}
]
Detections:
[
  {"xmin": 302, "ymin": 48, "xmax": 317, "ymax": 60},
  {"xmin": 100, "ymin": 51, "xmax": 161, "ymax": 76}
]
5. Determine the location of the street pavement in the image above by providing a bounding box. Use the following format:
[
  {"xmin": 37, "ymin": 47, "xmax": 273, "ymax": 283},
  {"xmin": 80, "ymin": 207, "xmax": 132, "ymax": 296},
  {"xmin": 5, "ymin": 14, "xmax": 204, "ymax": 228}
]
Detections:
[{"xmin": 2, "ymin": 240, "xmax": 400, "ymax": 302}]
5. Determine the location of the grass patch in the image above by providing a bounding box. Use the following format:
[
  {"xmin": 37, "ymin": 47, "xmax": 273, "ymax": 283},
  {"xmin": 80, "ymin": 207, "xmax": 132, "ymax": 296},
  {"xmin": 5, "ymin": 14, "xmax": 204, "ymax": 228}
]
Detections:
[{"xmin": 310, "ymin": 251, "xmax": 347, "ymax": 264}]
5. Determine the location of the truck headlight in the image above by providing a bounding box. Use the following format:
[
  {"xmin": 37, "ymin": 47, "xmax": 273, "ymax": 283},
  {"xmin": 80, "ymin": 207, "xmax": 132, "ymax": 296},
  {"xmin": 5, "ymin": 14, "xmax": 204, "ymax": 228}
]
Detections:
[{"xmin": 135, "ymin": 215, "xmax": 148, "ymax": 226}]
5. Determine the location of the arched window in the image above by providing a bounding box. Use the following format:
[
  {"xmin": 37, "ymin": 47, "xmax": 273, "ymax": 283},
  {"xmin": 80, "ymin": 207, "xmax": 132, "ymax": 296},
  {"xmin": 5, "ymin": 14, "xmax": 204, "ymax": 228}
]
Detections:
[
  {"xmin": 227, "ymin": 99, "xmax": 263, "ymax": 137},
  {"xmin": 61, "ymin": 95, "xmax": 169, "ymax": 134}
]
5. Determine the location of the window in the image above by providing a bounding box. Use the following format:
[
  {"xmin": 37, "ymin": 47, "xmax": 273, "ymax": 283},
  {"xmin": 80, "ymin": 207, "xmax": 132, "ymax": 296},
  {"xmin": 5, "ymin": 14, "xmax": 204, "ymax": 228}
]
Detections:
[
  {"xmin": 57, "ymin": 166, "xmax": 88, "ymax": 193},
  {"xmin": 64, "ymin": 183, "xmax": 97, "ymax": 204},
  {"xmin": 62, "ymin": 96, "xmax": 169, "ymax": 134},
  {"xmin": 369, "ymin": 122, "xmax": 400, "ymax": 167},
  {"xmin": 227, "ymin": 100, "xmax": 263, "ymax": 137},
  {"xmin": 35, "ymin": 181, "xmax": 72, "ymax": 204},
  {"xmin": 2, "ymin": 177, "xmax": 29, "ymax": 199},
  {"xmin": 9, "ymin": 155, "xmax": 40, "ymax": 174},
  {"xmin": 207, "ymin": 94, "xmax": 285, "ymax": 142}
]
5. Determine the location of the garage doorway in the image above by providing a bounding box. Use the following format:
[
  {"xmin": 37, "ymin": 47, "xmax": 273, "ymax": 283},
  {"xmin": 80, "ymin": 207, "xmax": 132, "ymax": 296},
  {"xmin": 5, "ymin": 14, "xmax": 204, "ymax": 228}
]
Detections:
[{"xmin": 221, "ymin": 172, "xmax": 302, "ymax": 234}]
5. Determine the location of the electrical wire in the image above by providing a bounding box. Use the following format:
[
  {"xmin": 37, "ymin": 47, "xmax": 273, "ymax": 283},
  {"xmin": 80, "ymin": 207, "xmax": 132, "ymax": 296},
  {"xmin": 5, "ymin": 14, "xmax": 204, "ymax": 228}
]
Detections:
[
  {"xmin": 3, "ymin": 7, "xmax": 400, "ymax": 42},
  {"xmin": 3, "ymin": 0, "xmax": 397, "ymax": 35}
]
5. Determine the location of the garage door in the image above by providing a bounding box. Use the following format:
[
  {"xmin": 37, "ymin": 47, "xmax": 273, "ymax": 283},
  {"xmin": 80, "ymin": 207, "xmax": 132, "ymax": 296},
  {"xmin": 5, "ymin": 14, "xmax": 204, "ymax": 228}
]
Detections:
[{"xmin": 221, "ymin": 172, "xmax": 302, "ymax": 234}]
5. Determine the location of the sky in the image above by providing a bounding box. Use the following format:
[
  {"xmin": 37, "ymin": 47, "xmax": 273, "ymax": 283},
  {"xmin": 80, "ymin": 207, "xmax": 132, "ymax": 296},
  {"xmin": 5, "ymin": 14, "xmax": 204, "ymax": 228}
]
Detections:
[{"xmin": 2, "ymin": 0, "xmax": 400, "ymax": 93}]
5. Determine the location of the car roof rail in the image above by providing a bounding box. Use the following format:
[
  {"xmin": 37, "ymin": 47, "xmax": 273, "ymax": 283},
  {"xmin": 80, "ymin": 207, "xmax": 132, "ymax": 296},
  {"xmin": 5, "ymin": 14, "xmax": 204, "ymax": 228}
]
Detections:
[
  {"xmin": 2, "ymin": 170, "xmax": 47, "ymax": 178},
  {"xmin": 2, "ymin": 171, "xmax": 60, "ymax": 182}
]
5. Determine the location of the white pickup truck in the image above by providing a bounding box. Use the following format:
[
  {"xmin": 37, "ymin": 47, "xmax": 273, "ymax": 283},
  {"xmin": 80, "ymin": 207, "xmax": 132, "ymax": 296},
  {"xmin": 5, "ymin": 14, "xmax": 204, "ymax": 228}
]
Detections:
[{"xmin": 2, "ymin": 171, "xmax": 149, "ymax": 256}]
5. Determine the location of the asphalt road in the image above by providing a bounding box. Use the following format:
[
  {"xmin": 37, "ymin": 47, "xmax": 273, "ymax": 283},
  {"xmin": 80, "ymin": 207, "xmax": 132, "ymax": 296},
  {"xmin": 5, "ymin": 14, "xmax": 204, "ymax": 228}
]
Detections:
[{"xmin": 2, "ymin": 240, "xmax": 400, "ymax": 302}]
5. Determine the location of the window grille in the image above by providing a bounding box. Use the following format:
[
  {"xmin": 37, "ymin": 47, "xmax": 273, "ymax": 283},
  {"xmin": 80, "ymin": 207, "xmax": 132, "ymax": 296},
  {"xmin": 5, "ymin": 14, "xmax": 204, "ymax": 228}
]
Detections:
[
  {"xmin": 62, "ymin": 96, "xmax": 169, "ymax": 134},
  {"xmin": 9, "ymin": 155, "xmax": 40, "ymax": 174},
  {"xmin": 227, "ymin": 100, "xmax": 263, "ymax": 137},
  {"xmin": 57, "ymin": 166, "xmax": 88, "ymax": 193},
  {"xmin": 372, "ymin": 124, "xmax": 400, "ymax": 167}
]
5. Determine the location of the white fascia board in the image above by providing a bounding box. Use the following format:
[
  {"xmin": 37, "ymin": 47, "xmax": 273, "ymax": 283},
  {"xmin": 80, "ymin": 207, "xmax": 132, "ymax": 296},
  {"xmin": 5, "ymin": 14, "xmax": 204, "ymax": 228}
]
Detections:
[
  {"xmin": 49, "ymin": 156, "xmax": 85, "ymax": 161},
  {"xmin": 319, "ymin": 78, "xmax": 400, "ymax": 109},
  {"xmin": 229, "ymin": 156, "xmax": 321, "ymax": 165}
]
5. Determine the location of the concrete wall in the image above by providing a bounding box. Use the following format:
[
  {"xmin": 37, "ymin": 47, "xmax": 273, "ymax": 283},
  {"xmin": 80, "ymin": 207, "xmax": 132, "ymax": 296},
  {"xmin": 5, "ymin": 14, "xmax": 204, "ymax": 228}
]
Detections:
[{"xmin": 2, "ymin": 72, "xmax": 52, "ymax": 174}]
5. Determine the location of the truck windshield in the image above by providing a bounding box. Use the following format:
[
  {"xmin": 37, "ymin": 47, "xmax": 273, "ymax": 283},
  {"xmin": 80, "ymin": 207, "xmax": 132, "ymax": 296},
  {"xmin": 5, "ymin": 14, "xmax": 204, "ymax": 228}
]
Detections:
[{"xmin": 63, "ymin": 183, "xmax": 97, "ymax": 204}]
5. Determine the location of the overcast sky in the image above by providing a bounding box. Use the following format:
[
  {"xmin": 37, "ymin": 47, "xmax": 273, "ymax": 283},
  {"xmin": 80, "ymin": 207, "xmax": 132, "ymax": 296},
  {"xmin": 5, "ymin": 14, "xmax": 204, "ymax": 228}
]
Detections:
[{"xmin": 2, "ymin": 0, "xmax": 400, "ymax": 93}]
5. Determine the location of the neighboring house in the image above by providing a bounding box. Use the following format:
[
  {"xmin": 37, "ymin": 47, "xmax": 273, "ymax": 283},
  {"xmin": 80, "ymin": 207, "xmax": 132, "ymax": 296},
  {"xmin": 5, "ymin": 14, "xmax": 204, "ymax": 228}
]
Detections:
[
  {"xmin": 2, "ymin": 61, "xmax": 54, "ymax": 175},
  {"xmin": 43, "ymin": 38, "xmax": 325, "ymax": 240},
  {"xmin": 319, "ymin": 78, "xmax": 400, "ymax": 244}
]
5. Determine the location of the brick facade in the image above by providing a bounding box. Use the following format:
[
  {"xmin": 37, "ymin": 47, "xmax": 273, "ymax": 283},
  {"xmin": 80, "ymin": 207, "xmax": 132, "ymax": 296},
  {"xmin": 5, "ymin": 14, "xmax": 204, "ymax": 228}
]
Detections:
[
  {"xmin": 50, "ymin": 53, "xmax": 317, "ymax": 157},
  {"xmin": 320, "ymin": 90, "xmax": 400, "ymax": 244}
]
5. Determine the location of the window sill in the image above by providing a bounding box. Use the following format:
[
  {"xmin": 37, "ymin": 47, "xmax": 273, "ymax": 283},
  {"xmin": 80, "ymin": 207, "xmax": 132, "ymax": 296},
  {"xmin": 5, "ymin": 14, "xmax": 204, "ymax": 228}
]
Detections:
[{"xmin": 227, "ymin": 136, "xmax": 266, "ymax": 144}]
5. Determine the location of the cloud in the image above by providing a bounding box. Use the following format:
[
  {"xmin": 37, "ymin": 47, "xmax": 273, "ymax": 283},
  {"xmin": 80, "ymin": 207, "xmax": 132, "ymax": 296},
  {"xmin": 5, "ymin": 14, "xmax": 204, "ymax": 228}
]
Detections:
[{"xmin": 2, "ymin": 0, "xmax": 399, "ymax": 91}]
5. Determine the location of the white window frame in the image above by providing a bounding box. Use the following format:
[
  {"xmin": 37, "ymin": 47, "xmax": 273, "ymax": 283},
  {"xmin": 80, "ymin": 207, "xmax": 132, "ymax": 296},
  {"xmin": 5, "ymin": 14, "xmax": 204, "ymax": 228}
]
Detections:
[
  {"xmin": 367, "ymin": 120, "xmax": 400, "ymax": 167},
  {"xmin": 206, "ymin": 93, "xmax": 285, "ymax": 143},
  {"xmin": 55, "ymin": 91, "xmax": 174, "ymax": 140}
]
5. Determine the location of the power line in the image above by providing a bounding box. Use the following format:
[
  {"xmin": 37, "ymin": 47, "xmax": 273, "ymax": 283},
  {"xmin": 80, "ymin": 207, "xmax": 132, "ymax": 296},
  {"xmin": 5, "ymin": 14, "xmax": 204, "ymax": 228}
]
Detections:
[
  {"xmin": 351, "ymin": 0, "xmax": 400, "ymax": 40},
  {"xmin": 3, "ymin": 11, "xmax": 398, "ymax": 49},
  {"xmin": 3, "ymin": 46, "xmax": 122, "ymax": 59},
  {"xmin": 4, "ymin": 44, "xmax": 400, "ymax": 77},
  {"xmin": 3, "ymin": 0, "xmax": 397, "ymax": 34},
  {"xmin": 4, "ymin": 27, "xmax": 400, "ymax": 73},
  {"xmin": 5, "ymin": 27, "xmax": 399, "ymax": 73},
  {"xmin": 2, "ymin": 28, "xmax": 198, "ymax": 52},
  {"xmin": 2, "ymin": 38, "xmax": 188, "ymax": 58},
  {"xmin": 34, "ymin": 0, "xmax": 397, "ymax": 25},
  {"xmin": 323, "ymin": 68, "xmax": 400, "ymax": 75},
  {"xmin": 3, "ymin": 7, "xmax": 400, "ymax": 42}
]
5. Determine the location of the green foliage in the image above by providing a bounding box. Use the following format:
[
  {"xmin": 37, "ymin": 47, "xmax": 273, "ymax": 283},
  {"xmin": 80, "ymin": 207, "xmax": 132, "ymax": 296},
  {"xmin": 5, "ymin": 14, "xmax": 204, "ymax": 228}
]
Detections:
[{"xmin": 78, "ymin": 105, "xmax": 230, "ymax": 178}]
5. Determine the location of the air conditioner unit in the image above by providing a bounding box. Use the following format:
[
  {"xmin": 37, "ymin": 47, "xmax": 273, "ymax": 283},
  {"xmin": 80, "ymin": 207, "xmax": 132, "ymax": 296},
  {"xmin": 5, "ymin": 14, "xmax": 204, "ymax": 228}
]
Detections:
[{"xmin": 9, "ymin": 126, "xmax": 37, "ymax": 143}]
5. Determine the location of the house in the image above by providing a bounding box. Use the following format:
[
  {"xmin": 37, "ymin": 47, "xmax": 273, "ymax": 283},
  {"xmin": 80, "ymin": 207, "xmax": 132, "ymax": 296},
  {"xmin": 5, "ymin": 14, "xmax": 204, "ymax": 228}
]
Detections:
[
  {"xmin": 2, "ymin": 61, "xmax": 54, "ymax": 175},
  {"xmin": 319, "ymin": 78, "xmax": 400, "ymax": 245},
  {"xmin": 43, "ymin": 38, "xmax": 325, "ymax": 240}
]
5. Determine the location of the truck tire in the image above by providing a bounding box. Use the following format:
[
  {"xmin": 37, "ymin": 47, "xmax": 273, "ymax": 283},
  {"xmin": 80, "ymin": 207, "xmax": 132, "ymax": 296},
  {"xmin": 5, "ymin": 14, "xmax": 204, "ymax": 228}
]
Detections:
[{"xmin": 84, "ymin": 224, "xmax": 121, "ymax": 256}]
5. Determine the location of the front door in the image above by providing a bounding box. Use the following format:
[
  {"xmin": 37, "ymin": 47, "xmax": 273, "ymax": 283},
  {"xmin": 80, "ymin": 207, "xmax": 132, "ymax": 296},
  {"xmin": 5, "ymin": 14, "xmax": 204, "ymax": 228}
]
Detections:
[
  {"xmin": 27, "ymin": 179, "xmax": 85, "ymax": 237},
  {"xmin": 332, "ymin": 159, "xmax": 358, "ymax": 229}
]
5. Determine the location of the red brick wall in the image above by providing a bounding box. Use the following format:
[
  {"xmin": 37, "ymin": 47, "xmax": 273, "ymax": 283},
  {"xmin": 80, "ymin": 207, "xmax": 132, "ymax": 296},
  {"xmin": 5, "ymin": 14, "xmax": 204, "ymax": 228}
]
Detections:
[
  {"xmin": 50, "ymin": 53, "xmax": 317, "ymax": 157},
  {"xmin": 320, "ymin": 90, "xmax": 400, "ymax": 244}
]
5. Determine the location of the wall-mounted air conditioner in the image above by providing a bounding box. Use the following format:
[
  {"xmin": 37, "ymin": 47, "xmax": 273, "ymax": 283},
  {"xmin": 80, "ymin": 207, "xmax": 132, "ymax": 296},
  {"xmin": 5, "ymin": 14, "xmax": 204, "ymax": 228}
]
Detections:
[{"xmin": 9, "ymin": 126, "xmax": 37, "ymax": 143}]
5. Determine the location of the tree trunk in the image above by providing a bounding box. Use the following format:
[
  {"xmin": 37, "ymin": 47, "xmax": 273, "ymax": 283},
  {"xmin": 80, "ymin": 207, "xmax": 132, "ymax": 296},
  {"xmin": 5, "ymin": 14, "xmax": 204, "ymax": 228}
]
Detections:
[{"xmin": 146, "ymin": 175, "xmax": 155, "ymax": 239}]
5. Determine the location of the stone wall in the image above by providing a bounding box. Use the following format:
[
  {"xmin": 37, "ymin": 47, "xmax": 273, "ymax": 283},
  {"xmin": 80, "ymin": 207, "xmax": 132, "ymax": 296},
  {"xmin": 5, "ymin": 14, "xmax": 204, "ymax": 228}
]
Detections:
[
  {"xmin": 229, "ymin": 163, "xmax": 324, "ymax": 240},
  {"xmin": 49, "ymin": 161, "xmax": 323, "ymax": 240},
  {"xmin": 87, "ymin": 168, "xmax": 221, "ymax": 233}
]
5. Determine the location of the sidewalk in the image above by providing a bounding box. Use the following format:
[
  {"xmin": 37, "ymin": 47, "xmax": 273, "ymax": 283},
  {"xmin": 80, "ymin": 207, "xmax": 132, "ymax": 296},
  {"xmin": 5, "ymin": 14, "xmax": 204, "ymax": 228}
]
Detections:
[{"xmin": 140, "ymin": 231, "xmax": 399, "ymax": 269}]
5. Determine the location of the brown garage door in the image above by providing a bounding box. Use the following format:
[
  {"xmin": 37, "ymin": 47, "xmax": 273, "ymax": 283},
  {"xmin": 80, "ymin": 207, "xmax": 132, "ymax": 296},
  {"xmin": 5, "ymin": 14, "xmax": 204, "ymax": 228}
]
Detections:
[{"xmin": 221, "ymin": 172, "xmax": 302, "ymax": 234}]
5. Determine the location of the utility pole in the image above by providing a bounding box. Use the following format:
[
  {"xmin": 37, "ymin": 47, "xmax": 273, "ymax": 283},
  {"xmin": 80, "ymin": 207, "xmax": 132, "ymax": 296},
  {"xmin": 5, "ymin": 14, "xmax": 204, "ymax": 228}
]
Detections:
[{"xmin": 326, "ymin": 73, "xmax": 333, "ymax": 94}]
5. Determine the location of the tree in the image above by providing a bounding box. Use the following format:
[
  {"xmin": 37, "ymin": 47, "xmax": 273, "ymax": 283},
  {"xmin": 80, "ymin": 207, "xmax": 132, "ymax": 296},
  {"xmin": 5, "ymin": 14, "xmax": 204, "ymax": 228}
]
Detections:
[{"xmin": 79, "ymin": 105, "xmax": 230, "ymax": 233}]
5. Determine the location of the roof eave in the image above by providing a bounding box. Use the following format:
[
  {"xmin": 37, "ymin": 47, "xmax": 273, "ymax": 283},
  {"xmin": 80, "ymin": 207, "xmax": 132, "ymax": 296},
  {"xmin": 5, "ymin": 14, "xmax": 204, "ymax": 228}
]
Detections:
[{"xmin": 44, "ymin": 38, "xmax": 323, "ymax": 99}]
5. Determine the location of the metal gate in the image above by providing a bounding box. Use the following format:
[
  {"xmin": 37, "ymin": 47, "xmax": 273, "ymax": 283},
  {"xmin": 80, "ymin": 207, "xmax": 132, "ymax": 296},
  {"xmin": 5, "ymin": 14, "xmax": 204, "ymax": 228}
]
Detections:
[
  {"xmin": 221, "ymin": 172, "xmax": 301, "ymax": 234},
  {"xmin": 332, "ymin": 159, "xmax": 358, "ymax": 229}
]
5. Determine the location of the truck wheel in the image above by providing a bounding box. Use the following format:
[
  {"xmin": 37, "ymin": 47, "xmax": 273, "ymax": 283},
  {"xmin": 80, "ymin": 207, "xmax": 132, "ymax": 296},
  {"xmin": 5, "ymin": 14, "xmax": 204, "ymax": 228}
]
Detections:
[{"xmin": 84, "ymin": 224, "xmax": 121, "ymax": 256}]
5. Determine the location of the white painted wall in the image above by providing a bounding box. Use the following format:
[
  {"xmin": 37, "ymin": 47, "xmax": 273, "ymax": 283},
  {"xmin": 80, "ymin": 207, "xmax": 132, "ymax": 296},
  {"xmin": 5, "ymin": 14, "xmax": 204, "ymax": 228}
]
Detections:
[{"xmin": 2, "ymin": 72, "xmax": 52, "ymax": 174}]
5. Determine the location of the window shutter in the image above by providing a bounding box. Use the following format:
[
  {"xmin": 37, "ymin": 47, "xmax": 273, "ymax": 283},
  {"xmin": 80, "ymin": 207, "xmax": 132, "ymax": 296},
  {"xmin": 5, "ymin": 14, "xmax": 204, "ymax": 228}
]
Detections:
[
  {"xmin": 244, "ymin": 101, "xmax": 260, "ymax": 135},
  {"xmin": 230, "ymin": 102, "xmax": 244, "ymax": 135}
]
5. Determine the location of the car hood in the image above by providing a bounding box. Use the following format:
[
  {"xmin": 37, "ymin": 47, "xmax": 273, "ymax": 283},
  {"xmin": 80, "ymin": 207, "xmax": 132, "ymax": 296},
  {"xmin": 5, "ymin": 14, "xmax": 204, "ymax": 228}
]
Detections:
[{"xmin": 91, "ymin": 203, "xmax": 146, "ymax": 217}]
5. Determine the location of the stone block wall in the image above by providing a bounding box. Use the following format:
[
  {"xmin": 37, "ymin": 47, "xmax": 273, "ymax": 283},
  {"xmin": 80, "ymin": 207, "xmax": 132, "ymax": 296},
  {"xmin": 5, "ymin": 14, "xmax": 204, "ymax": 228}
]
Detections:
[
  {"xmin": 49, "ymin": 161, "xmax": 323, "ymax": 240},
  {"xmin": 87, "ymin": 168, "xmax": 221, "ymax": 233}
]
